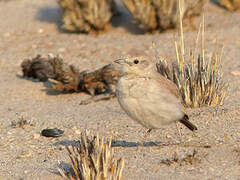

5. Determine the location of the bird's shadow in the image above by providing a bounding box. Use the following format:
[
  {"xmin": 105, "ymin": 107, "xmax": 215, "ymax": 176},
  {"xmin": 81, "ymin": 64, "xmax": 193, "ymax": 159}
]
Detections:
[
  {"xmin": 112, "ymin": 139, "xmax": 159, "ymax": 147},
  {"xmin": 54, "ymin": 139, "xmax": 179, "ymax": 148},
  {"xmin": 47, "ymin": 162, "xmax": 75, "ymax": 179},
  {"xmin": 54, "ymin": 138, "xmax": 212, "ymax": 149}
]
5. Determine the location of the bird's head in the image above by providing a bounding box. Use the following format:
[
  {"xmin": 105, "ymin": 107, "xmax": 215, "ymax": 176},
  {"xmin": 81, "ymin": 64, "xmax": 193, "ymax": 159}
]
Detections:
[{"xmin": 114, "ymin": 55, "xmax": 155, "ymax": 76}]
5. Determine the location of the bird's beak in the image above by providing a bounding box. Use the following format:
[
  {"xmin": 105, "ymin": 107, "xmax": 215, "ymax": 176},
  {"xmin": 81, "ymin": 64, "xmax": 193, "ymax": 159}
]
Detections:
[{"xmin": 114, "ymin": 58, "xmax": 126, "ymax": 65}]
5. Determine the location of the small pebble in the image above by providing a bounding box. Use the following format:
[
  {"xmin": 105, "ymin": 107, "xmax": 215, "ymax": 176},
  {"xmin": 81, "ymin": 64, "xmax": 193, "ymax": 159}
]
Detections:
[{"xmin": 41, "ymin": 128, "xmax": 64, "ymax": 138}]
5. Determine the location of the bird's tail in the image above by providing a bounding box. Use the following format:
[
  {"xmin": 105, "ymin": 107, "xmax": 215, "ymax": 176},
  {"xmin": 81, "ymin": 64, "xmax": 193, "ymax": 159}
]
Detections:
[{"xmin": 179, "ymin": 114, "xmax": 198, "ymax": 131}]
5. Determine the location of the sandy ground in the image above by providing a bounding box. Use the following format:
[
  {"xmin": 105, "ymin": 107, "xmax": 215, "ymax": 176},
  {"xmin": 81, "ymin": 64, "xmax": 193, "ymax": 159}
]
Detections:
[{"xmin": 0, "ymin": 0, "xmax": 240, "ymax": 179}]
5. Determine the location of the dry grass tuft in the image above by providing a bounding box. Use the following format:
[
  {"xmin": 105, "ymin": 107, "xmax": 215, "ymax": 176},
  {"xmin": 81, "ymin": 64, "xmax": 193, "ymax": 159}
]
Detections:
[
  {"xmin": 50, "ymin": 64, "xmax": 81, "ymax": 93},
  {"xmin": 21, "ymin": 54, "xmax": 81, "ymax": 92},
  {"xmin": 123, "ymin": 0, "xmax": 206, "ymax": 32},
  {"xmin": 218, "ymin": 0, "xmax": 240, "ymax": 11},
  {"xmin": 160, "ymin": 149, "xmax": 202, "ymax": 166},
  {"xmin": 58, "ymin": 0, "xmax": 115, "ymax": 33},
  {"xmin": 156, "ymin": 46, "xmax": 226, "ymax": 108},
  {"xmin": 59, "ymin": 133, "xmax": 124, "ymax": 180},
  {"xmin": 11, "ymin": 116, "xmax": 34, "ymax": 129},
  {"xmin": 156, "ymin": 6, "xmax": 226, "ymax": 108}
]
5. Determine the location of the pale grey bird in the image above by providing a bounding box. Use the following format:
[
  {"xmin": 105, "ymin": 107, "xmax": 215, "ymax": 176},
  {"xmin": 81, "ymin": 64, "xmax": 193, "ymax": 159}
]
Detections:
[{"xmin": 114, "ymin": 55, "xmax": 197, "ymax": 133}]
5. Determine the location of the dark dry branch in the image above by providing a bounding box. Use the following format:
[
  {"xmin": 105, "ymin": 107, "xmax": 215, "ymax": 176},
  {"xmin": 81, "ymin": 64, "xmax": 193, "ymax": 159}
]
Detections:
[
  {"xmin": 21, "ymin": 54, "xmax": 122, "ymax": 96},
  {"xmin": 78, "ymin": 64, "xmax": 122, "ymax": 96}
]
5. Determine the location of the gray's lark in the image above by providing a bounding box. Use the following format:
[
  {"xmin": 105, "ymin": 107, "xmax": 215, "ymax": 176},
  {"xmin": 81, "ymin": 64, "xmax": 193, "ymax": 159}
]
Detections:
[{"xmin": 114, "ymin": 55, "xmax": 197, "ymax": 138}]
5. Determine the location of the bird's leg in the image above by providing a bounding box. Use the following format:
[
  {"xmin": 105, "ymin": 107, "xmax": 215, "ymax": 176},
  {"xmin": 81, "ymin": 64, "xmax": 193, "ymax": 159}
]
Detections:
[
  {"xmin": 143, "ymin": 129, "xmax": 152, "ymax": 139},
  {"xmin": 146, "ymin": 128, "xmax": 152, "ymax": 134},
  {"xmin": 139, "ymin": 129, "xmax": 153, "ymax": 147},
  {"xmin": 175, "ymin": 122, "xmax": 182, "ymax": 143}
]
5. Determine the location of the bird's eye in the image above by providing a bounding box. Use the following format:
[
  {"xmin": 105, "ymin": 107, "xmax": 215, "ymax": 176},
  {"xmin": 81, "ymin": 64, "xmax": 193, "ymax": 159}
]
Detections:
[{"xmin": 134, "ymin": 59, "xmax": 139, "ymax": 64}]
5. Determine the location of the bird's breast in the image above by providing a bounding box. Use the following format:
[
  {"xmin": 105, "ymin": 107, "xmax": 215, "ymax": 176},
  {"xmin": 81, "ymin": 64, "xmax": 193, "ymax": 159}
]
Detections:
[{"xmin": 117, "ymin": 77, "xmax": 132, "ymax": 97}]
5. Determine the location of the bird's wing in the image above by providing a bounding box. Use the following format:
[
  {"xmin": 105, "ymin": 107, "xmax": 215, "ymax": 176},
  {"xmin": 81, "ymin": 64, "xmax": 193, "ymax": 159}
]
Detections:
[
  {"xmin": 128, "ymin": 77, "xmax": 184, "ymax": 123},
  {"xmin": 153, "ymin": 73, "xmax": 180, "ymax": 98}
]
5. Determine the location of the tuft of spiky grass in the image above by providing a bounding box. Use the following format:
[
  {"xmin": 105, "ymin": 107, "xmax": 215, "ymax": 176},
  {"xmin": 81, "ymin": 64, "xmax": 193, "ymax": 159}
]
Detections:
[
  {"xmin": 59, "ymin": 133, "xmax": 124, "ymax": 180},
  {"xmin": 218, "ymin": 0, "xmax": 240, "ymax": 11},
  {"xmin": 58, "ymin": 0, "xmax": 115, "ymax": 33},
  {"xmin": 123, "ymin": 0, "xmax": 206, "ymax": 32},
  {"xmin": 157, "ymin": 50, "xmax": 226, "ymax": 108},
  {"xmin": 156, "ymin": 2, "xmax": 226, "ymax": 108}
]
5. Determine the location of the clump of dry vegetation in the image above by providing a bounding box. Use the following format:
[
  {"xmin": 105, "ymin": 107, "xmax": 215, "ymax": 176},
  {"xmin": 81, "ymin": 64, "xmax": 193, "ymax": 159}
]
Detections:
[
  {"xmin": 21, "ymin": 54, "xmax": 122, "ymax": 95},
  {"xmin": 76, "ymin": 63, "xmax": 122, "ymax": 96},
  {"xmin": 58, "ymin": 0, "xmax": 116, "ymax": 33},
  {"xmin": 156, "ymin": 10, "xmax": 226, "ymax": 108},
  {"xmin": 160, "ymin": 149, "xmax": 202, "ymax": 166},
  {"xmin": 218, "ymin": 0, "xmax": 240, "ymax": 11},
  {"xmin": 11, "ymin": 116, "xmax": 34, "ymax": 129},
  {"xmin": 21, "ymin": 54, "xmax": 57, "ymax": 82},
  {"xmin": 21, "ymin": 54, "xmax": 81, "ymax": 92},
  {"xmin": 123, "ymin": 0, "xmax": 206, "ymax": 32},
  {"xmin": 59, "ymin": 133, "xmax": 124, "ymax": 180}
]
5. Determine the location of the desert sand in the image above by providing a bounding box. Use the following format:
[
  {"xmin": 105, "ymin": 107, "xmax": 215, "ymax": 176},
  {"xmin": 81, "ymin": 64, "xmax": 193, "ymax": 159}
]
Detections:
[{"xmin": 0, "ymin": 0, "xmax": 240, "ymax": 179}]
